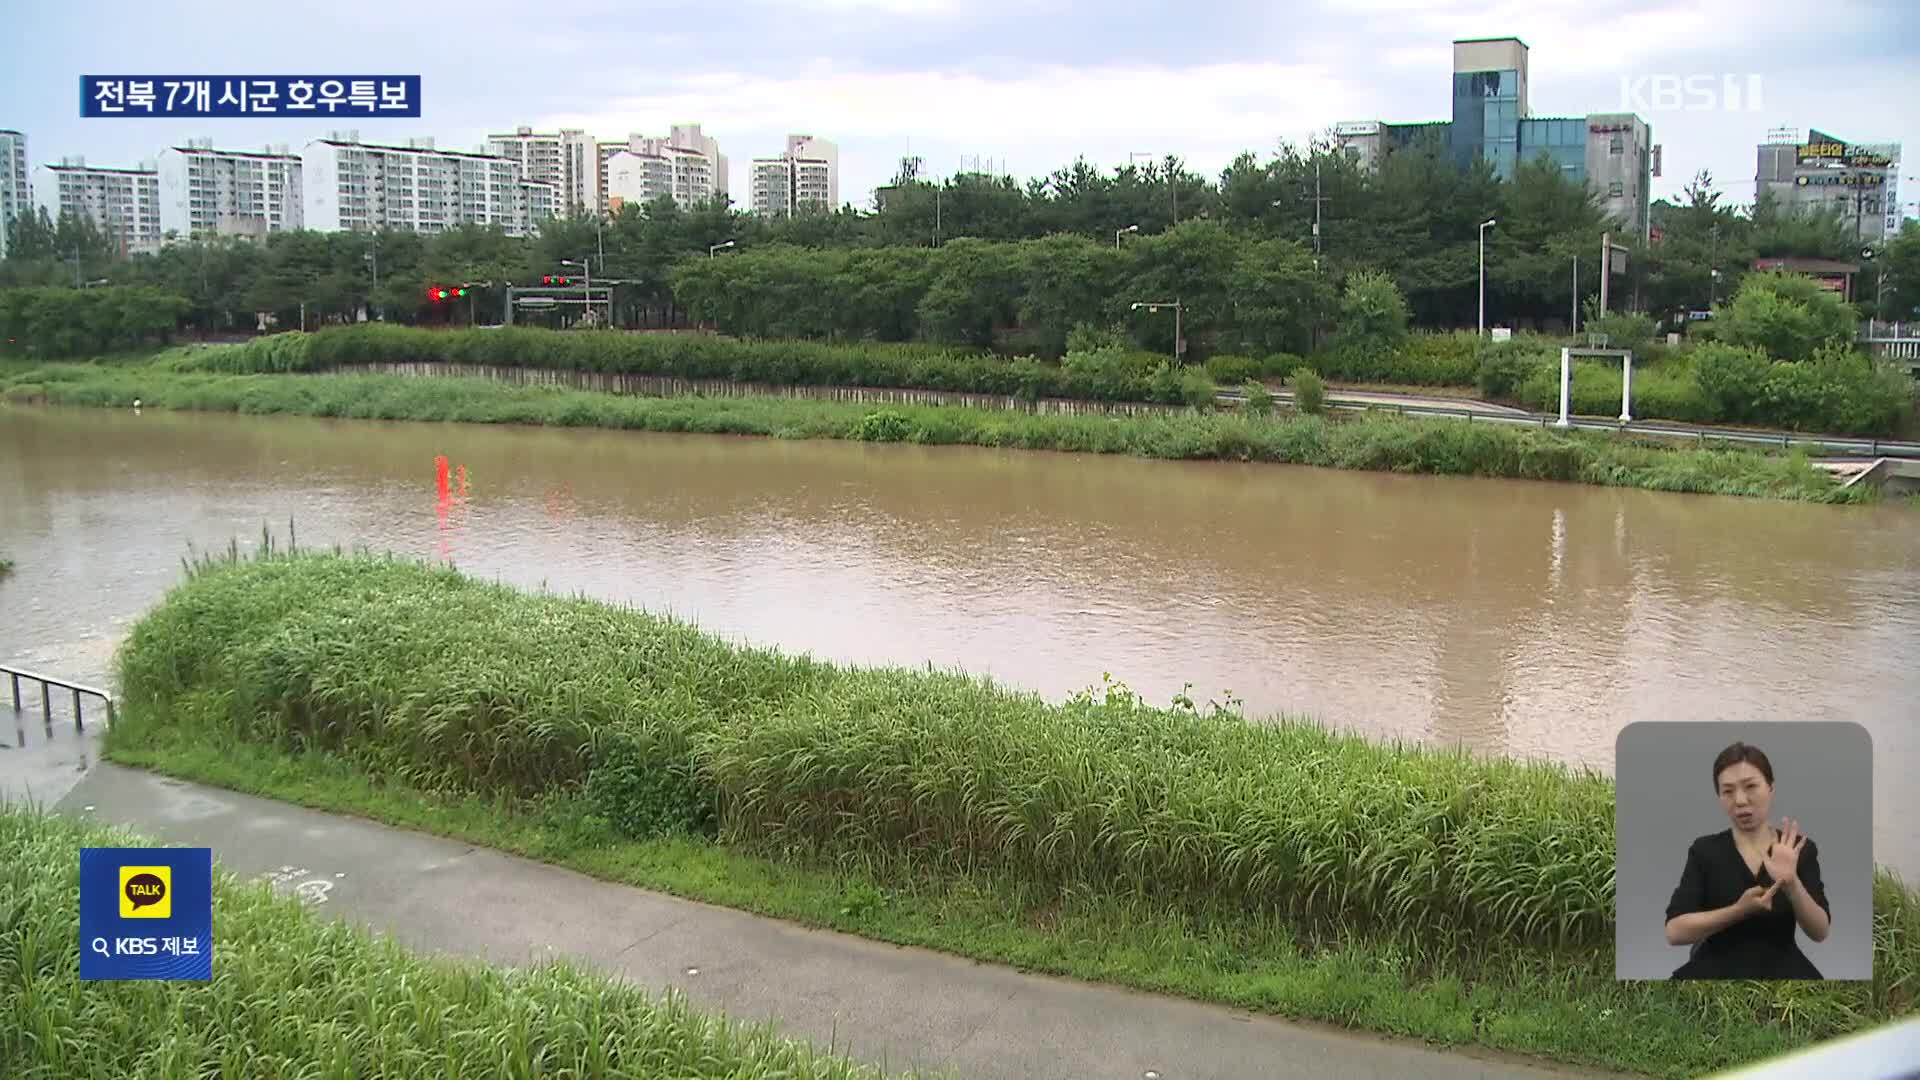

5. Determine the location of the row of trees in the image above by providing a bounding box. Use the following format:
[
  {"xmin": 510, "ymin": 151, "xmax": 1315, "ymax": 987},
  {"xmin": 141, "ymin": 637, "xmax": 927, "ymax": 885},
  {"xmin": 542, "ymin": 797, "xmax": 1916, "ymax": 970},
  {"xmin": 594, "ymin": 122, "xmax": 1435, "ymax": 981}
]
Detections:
[{"xmin": 3, "ymin": 135, "xmax": 1916, "ymax": 347}]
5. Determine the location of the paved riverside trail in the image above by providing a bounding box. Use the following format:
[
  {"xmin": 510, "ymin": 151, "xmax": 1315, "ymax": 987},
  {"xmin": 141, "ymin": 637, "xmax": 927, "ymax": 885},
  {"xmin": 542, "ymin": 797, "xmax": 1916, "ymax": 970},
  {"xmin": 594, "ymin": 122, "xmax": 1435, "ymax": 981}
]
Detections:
[{"xmin": 38, "ymin": 762, "xmax": 1617, "ymax": 1080}]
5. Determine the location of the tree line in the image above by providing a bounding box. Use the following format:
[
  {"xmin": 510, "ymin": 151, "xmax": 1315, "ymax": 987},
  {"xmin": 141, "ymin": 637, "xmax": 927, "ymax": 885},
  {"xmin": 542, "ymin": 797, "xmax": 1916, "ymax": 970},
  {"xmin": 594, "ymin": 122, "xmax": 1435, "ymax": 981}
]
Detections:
[{"xmin": 2, "ymin": 135, "xmax": 1915, "ymax": 350}]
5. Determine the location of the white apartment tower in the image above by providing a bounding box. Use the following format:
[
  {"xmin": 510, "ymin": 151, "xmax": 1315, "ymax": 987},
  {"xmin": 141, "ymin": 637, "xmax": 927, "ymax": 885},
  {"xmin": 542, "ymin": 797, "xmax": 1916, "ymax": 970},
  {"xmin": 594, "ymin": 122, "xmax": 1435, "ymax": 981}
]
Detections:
[
  {"xmin": 0, "ymin": 130, "xmax": 28, "ymax": 261},
  {"xmin": 33, "ymin": 156, "xmax": 163, "ymax": 256},
  {"xmin": 299, "ymin": 132, "xmax": 552, "ymax": 237},
  {"xmin": 751, "ymin": 134, "xmax": 838, "ymax": 216},
  {"xmin": 156, "ymin": 140, "xmax": 304, "ymax": 241},
  {"xmin": 487, "ymin": 126, "xmax": 601, "ymax": 214},
  {"xmin": 597, "ymin": 123, "xmax": 727, "ymax": 212}
]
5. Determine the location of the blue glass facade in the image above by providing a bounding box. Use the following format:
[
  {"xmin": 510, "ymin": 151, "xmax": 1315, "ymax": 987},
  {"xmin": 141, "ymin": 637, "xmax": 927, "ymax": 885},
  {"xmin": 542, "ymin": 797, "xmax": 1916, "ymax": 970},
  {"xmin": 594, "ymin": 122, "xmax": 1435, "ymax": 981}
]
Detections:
[
  {"xmin": 1518, "ymin": 118, "xmax": 1587, "ymax": 181},
  {"xmin": 1452, "ymin": 69, "xmax": 1521, "ymax": 178}
]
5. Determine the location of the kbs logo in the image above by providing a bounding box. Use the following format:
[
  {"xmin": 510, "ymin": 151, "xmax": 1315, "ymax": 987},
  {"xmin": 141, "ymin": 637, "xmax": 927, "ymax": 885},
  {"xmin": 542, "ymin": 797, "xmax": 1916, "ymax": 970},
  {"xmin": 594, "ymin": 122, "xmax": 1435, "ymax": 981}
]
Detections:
[
  {"xmin": 1618, "ymin": 74, "xmax": 1763, "ymax": 113},
  {"xmin": 120, "ymin": 865, "xmax": 171, "ymax": 918}
]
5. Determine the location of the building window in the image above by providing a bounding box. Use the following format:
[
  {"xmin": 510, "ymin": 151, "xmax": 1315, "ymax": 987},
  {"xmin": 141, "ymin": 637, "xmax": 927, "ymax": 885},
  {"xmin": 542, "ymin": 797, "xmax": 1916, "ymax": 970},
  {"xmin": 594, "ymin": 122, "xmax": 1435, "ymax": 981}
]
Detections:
[
  {"xmin": 1608, "ymin": 181, "xmax": 1624, "ymax": 198},
  {"xmin": 1610, "ymin": 137, "xmax": 1624, "ymax": 155}
]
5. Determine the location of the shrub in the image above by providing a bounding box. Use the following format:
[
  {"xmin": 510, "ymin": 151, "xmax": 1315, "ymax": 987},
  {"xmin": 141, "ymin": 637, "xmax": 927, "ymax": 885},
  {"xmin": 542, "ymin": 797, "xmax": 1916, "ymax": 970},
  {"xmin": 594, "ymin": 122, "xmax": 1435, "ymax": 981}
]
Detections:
[
  {"xmin": 1289, "ymin": 368, "xmax": 1326, "ymax": 415},
  {"xmin": 1692, "ymin": 344, "xmax": 1774, "ymax": 424},
  {"xmin": 1475, "ymin": 340, "xmax": 1553, "ymax": 400},
  {"xmin": 1259, "ymin": 352, "xmax": 1304, "ymax": 379},
  {"xmin": 1204, "ymin": 354, "xmax": 1260, "ymax": 385},
  {"xmin": 583, "ymin": 728, "xmax": 717, "ymax": 840},
  {"xmin": 1240, "ymin": 378, "xmax": 1273, "ymax": 416},
  {"xmin": 1715, "ymin": 271, "xmax": 1859, "ymax": 362},
  {"xmin": 1334, "ymin": 271, "xmax": 1410, "ymax": 354},
  {"xmin": 849, "ymin": 409, "xmax": 914, "ymax": 442}
]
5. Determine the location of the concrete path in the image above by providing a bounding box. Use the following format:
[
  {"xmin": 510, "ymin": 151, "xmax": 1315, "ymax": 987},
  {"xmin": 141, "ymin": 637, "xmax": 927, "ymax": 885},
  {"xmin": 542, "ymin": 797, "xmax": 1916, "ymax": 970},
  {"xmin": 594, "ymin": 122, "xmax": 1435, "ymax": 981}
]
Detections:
[{"xmin": 39, "ymin": 762, "xmax": 1607, "ymax": 1080}]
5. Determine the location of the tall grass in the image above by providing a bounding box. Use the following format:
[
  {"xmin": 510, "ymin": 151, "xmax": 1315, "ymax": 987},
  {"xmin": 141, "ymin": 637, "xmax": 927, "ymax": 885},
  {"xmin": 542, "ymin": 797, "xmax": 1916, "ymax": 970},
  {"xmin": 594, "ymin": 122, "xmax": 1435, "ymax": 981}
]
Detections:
[
  {"xmin": 0, "ymin": 806, "xmax": 890, "ymax": 1079},
  {"xmin": 1, "ymin": 364, "xmax": 1869, "ymax": 503},
  {"xmin": 114, "ymin": 547, "xmax": 1920, "ymax": 1015},
  {"xmin": 183, "ymin": 325, "xmax": 1218, "ymax": 406}
]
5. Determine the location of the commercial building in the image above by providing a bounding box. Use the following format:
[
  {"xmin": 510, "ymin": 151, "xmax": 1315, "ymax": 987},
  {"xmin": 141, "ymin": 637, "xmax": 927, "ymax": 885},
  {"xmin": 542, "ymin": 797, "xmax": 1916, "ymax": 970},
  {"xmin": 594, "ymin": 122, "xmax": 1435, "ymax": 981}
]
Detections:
[
  {"xmin": 750, "ymin": 134, "xmax": 838, "ymax": 217},
  {"xmin": 1334, "ymin": 37, "xmax": 1656, "ymax": 241},
  {"xmin": 299, "ymin": 132, "xmax": 553, "ymax": 237},
  {"xmin": 32, "ymin": 157, "xmax": 164, "ymax": 256},
  {"xmin": 596, "ymin": 124, "xmax": 727, "ymax": 211},
  {"xmin": 486, "ymin": 126, "xmax": 601, "ymax": 214},
  {"xmin": 156, "ymin": 140, "xmax": 303, "ymax": 241},
  {"xmin": 1755, "ymin": 128, "xmax": 1901, "ymax": 244},
  {"xmin": 0, "ymin": 130, "xmax": 27, "ymax": 261}
]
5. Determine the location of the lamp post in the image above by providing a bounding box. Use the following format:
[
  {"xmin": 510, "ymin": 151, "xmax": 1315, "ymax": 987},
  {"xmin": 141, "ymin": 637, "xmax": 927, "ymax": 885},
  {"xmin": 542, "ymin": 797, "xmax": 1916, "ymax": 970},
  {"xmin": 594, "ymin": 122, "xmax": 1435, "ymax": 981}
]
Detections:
[
  {"xmin": 1131, "ymin": 299, "xmax": 1185, "ymax": 364},
  {"xmin": 562, "ymin": 257, "xmax": 595, "ymax": 328},
  {"xmin": 1115, "ymin": 224, "xmax": 1138, "ymax": 249},
  {"xmin": 363, "ymin": 242, "xmax": 380, "ymax": 321},
  {"xmin": 1478, "ymin": 218, "xmax": 1497, "ymax": 336},
  {"xmin": 708, "ymin": 240, "xmax": 735, "ymax": 258}
]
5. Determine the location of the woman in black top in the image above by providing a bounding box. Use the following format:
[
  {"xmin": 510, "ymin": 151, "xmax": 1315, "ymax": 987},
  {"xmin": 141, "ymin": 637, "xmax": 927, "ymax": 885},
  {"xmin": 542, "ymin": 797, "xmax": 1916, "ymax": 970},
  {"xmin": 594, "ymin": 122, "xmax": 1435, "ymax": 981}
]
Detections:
[{"xmin": 1663, "ymin": 741, "xmax": 1832, "ymax": 980}]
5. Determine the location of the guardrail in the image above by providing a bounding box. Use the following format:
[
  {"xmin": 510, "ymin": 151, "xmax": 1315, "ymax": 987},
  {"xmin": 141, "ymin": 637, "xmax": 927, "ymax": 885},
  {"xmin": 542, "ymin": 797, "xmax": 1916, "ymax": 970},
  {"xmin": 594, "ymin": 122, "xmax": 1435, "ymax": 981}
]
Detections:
[
  {"xmin": 1213, "ymin": 390, "xmax": 1920, "ymax": 460},
  {"xmin": 3, "ymin": 663, "xmax": 116, "ymax": 733}
]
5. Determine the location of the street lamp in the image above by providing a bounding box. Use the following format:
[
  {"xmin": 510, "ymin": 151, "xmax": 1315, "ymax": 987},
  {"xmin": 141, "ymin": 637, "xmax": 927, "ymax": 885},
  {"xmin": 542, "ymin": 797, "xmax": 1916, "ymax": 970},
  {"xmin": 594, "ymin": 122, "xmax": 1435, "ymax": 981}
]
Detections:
[
  {"xmin": 1115, "ymin": 224, "xmax": 1138, "ymax": 249},
  {"xmin": 709, "ymin": 240, "xmax": 735, "ymax": 258},
  {"xmin": 1477, "ymin": 218, "xmax": 1497, "ymax": 337},
  {"xmin": 1131, "ymin": 299, "xmax": 1185, "ymax": 364},
  {"xmin": 82, "ymin": 278, "xmax": 110, "ymax": 288},
  {"xmin": 562, "ymin": 257, "xmax": 596, "ymax": 327}
]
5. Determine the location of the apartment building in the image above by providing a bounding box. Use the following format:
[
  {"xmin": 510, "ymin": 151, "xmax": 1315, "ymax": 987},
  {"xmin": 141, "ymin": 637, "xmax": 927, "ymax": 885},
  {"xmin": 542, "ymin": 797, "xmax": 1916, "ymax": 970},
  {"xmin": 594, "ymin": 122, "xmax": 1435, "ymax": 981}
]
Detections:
[
  {"xmin": 597, "ymin": 123, "xmax": 727, "ymax": 211},
  {"xmin": 0, "ymin": 130, "xmax": 27, "ymax": 260},
  {"xmin": 156, "ymin": 139, "xmax": 303, "ymax": 241},
  {"xmin": 299, "ymin": 132, "xmax": 549, "ymax": 236},
  {"xmin": 750, "ymin": 134, "xmax": 838, "ymax": 216},
  {"xmin": 32, "ymin": 156, "xmax": 163, "ymax": 256},
  {"xmin": 487, "ymin": 126, "xmax": 601, "ymax": 214}
]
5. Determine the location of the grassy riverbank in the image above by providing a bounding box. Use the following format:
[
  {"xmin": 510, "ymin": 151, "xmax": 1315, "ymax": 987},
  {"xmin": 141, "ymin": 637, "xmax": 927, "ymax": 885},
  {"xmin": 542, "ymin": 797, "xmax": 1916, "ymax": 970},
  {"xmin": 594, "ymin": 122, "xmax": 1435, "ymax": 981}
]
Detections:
[
  {"xmin": 102, "ymin": 539, "xmax": 1920, "ymax": 1078},
  {"xmin": 0, "ymin": 806, "xmax": 888, "ymax": 1079},
  {"xmin": 0, "ymin": 362, "xmax": 1869, "ymax": 503}
]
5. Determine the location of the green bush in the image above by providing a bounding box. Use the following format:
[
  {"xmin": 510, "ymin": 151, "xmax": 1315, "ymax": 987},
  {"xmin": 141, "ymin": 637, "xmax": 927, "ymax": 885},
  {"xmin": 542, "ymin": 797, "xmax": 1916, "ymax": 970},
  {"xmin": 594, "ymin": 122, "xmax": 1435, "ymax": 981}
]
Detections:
[
  {"xmin": 1289, "ymin": 368, "xmax": 1326, "ymax": 415},
  {"xmin": 1692, "ymin": 344, "xmax": 1775, "ymax": 424},
  {"xmin": 1259, "ymin": 352, "xmax": 1304, "ymax": 379},
  {"xmin": 583, "ymin": 728, "xmax": 718, "ymax": 840},
  {"xmin": 1240, "ymin": 378, "xmax": 1274, "ymax": 416},
  {"xmin": 1474, "ymin": 340, "xmax": 1554, "ymax": 400},
  {"xmin": 848, "ymin": 409, "xmax": 915, "ymax": 442},
  {"xmin": 1715, "ymin": 271, "xmax": 1858, "ymax": 362},
  {"xmin": 1334, "ymin": 270, "xmax": 1410, "ymax": 354},
  {"xmin": 1204, "ymin": 354, "xmax": 1260, "ymax": 385}
]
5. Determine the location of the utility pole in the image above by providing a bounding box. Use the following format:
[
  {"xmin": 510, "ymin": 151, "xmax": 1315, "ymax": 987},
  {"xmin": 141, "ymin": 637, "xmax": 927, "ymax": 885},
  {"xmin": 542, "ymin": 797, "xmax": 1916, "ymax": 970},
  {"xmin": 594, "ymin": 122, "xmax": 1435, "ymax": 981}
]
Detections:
[
  {"xmin": 1307, "ymin": 158, "xmax": 1326, "ymax": 264},
  {"xmin": 1571, "ymin": 255, "xmax": 1579, "ymax": 335},
  {"xmin": 1709, "ymin": 223, "xmax": 1721, "ymax": 307},
  {"xmin": 1599, "ymin": 231, "xmax": 1610, "ymax": 316}
]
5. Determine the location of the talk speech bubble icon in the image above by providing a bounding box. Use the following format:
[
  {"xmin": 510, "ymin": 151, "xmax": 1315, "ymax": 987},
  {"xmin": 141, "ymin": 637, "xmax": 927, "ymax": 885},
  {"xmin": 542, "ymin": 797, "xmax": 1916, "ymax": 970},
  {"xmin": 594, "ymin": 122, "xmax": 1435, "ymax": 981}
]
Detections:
[{"xmin": 120, "ymin": 867, "xmax": 171, "ymax": 918}]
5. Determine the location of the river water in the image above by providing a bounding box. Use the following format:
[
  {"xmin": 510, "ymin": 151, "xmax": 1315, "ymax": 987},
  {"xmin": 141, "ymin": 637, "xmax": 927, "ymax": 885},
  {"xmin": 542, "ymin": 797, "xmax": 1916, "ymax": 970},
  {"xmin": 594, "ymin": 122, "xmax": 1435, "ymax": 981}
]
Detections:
[{"xmin": 3, "ymin": 403, "xmax": 1917, "ymax": 879}]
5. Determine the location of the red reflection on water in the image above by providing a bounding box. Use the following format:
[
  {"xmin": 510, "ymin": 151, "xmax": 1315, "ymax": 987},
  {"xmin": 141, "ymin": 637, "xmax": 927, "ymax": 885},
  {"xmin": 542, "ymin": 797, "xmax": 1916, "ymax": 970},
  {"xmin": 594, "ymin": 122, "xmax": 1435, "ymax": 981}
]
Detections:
[
  {"xmin": 434, "ymin": 455, "xmax": 470, "ymax": 561},
  {"xmin": 545, "ymin": 480, "xmax": 576, "ymax": 523}
]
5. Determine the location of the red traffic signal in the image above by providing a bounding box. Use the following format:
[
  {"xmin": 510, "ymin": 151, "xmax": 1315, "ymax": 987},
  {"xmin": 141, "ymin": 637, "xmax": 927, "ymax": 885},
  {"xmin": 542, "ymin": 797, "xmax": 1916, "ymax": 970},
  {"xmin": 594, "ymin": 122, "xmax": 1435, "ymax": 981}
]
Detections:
[{"xmin": 541, "ymin": 275, "xmax": 571, "ymax": 286}]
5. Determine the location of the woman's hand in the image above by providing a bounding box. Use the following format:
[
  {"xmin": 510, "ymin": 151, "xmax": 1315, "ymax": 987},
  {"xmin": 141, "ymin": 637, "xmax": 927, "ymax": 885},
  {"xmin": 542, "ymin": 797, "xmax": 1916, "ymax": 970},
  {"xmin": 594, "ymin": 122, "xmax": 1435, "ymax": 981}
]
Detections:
[
  {"xmin": 1735, "ymin": 882, "xmax": 1779, "ymax": 918},
  {"xmin": 1764, "ymin": 818, "xmax": 1807, "ymax": 889}
]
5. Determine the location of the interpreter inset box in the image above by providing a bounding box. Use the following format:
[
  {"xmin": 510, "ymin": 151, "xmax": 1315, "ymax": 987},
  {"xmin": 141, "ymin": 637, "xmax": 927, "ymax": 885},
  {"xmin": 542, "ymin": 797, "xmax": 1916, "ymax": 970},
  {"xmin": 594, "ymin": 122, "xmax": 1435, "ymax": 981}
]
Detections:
[{"xmin": 1614, "ymin": 722, "xmax": 1872, "ymax": 981}]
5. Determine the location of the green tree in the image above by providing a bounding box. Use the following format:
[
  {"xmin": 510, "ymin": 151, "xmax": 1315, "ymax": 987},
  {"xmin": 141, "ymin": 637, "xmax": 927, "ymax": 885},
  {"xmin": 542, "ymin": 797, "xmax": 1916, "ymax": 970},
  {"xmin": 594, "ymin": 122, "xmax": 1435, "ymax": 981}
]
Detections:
[{"xmin": 1334, "ymin": 270, "xmax": 1410, "ymax": 352}]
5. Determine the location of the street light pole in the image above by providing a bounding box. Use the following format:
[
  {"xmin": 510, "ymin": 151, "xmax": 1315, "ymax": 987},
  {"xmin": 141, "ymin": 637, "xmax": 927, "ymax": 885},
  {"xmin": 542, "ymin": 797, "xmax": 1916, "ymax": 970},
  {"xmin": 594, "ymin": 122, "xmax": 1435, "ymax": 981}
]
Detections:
[
  {"xmin": 1130, "ymin": 299, "xmax": 1186, "ymax": 364},
  {"xmin": 1115, "ymin": 224, "xmax": 1138, "ymax": 249},
  {"xmin": 1478, "ymin": 219, "xmax": 1497, "ymax": 336}
]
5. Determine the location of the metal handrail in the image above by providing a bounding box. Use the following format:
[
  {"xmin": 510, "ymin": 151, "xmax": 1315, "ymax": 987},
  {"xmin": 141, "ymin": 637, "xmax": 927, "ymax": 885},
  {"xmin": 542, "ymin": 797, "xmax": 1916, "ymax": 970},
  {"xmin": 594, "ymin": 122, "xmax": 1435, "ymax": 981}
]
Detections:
[
  {"xmin": 3, "ymin": 663, "xmax": 117, "ymax": 732},
  {"xmin": 1212, "ymin": 389, "xmax": 1920, "ymax": 459}
]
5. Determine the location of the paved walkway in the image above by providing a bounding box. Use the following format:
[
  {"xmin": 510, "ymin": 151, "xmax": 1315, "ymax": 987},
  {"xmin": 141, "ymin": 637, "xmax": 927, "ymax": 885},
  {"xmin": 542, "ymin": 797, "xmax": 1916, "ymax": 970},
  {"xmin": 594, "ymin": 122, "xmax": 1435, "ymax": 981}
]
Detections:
[{"xmin": 37, "ymin": 761, "xmax": 1608, "ymax": 1080}]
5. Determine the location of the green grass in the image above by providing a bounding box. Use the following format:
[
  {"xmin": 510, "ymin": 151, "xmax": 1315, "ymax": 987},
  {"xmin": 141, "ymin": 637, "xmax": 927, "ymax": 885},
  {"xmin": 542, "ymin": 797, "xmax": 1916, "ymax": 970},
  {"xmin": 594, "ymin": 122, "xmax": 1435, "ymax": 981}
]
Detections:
[
  {"xmin": 99, "ymin": 538, "xmax": 1920, "ymax": 1079},
  {"xmin": 0, "ymin": 361, "xmax": 1873, "ymax": 504},
  {"xmin": 0, "ymin": 805, "xmax": 902, "ymax": 1079}
]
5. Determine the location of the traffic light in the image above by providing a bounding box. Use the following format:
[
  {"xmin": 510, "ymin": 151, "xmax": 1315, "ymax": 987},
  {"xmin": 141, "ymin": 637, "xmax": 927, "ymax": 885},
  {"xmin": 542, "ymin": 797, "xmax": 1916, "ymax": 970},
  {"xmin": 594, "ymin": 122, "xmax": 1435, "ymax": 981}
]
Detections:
[{"xmin": 541, "ymin": 275, "xmax": 571, "ymax": 286}]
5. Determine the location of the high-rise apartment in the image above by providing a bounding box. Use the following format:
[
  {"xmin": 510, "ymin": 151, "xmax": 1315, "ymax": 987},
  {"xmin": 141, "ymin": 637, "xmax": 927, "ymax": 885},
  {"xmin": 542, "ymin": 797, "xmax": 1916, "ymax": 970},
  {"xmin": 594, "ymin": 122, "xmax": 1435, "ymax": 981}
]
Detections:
[
  {"xmin": 32, "ymin": 156, "xmax": 164, "ymax": 256},
  {"xmin": 750, "ymin": 134, "xmax": 838, "ymax": 217},
  {"xmin": 300, "ymin": 131, "xmax": 551, "ymax": 237},
  {"xmin": 156, "ymin": 139, "xmax": 303, "ymax": 241},
  {"xmin": 487, "ymin": 126, "xmax": 602, "ymax": 214},
  {"xmin": 0, "ymin": 130, "xmax": 28, "ymax": 260}
]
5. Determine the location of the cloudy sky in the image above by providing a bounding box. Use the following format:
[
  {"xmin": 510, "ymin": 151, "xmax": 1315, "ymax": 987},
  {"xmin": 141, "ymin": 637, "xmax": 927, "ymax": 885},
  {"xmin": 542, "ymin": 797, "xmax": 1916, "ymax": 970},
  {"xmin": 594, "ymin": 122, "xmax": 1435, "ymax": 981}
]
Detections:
[{"xmin": 5, "ymin": 0, "xmax": 1916, "ymax": 214}]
